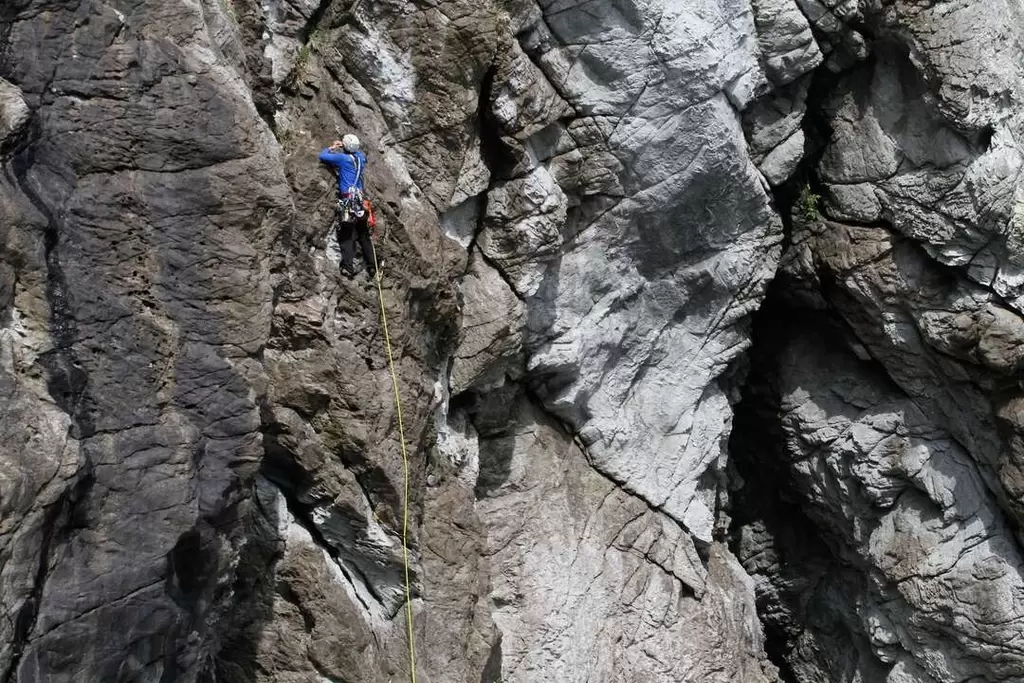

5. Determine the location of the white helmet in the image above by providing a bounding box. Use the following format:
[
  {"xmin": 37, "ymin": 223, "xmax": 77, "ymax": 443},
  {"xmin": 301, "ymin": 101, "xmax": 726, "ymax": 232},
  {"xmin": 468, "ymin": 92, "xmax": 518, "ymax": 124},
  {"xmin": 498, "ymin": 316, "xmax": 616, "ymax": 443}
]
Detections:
[{"xmin": 342, "ymin": 133, "xmax": 360, "ymax": 152}]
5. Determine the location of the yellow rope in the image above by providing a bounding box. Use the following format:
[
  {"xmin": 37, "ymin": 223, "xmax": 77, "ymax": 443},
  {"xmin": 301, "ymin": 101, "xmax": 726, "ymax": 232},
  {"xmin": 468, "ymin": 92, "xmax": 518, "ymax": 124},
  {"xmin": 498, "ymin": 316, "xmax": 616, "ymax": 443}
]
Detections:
[{"xmin": 369, "ymin": 236, "xmax": 418, "ymax": 683}]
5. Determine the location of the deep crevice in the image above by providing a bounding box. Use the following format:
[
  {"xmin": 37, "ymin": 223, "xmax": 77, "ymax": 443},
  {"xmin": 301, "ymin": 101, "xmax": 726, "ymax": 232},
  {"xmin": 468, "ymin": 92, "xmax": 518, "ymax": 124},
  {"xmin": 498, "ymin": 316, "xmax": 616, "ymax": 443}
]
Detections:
[
  {"xmin": 725, "ymin": 17, "xmax": 886, "ymax": 680},
  {"xmin": 211, "ymin": 481, "xmax": 283, "ymax": 682},
  {"xmin": 8, "ymin": 118, "xmax": 94, "ymax": 438},
  {"xmin": 462, "ymin": 65, "xmax": 531, "ymax": 302},
  {"xmin": 261, "ymin": 468, "xmax": 397, "ymax": 612},
  {"xmin": 726, "ymin": 282, "xmax": 896, "ymax": 683},
  {"xmin": 479, "ymin": 633, "xmax": 503, "ymax": 683},
  {"xmin": 477, "ymin": 63, "xmax": 519, "ymax": 182},
  {"xmin": 297, "ymin": 0, "xmax": 336, "ymax": 46},
  {"xmin": 224, "ymin": 0, "xmax": 279, "ymax": 129}
]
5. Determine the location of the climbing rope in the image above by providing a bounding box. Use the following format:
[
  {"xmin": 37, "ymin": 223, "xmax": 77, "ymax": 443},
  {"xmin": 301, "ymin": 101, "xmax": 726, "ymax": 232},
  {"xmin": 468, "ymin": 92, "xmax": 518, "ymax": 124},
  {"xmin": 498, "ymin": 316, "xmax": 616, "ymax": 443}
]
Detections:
[{"xmin": 369, "ymin": 237, "xmax": 418, "ymax": 683}]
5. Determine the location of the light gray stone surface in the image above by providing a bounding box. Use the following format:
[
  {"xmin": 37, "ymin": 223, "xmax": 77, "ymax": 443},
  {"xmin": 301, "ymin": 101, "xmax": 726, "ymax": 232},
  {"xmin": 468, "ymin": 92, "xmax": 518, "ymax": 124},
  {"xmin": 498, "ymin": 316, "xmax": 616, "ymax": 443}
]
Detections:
[
  {"xmin": 474, "ymin": 401, "xmax": 777, "ymax": 683},
  {"xmin": 449, "ymin": 255, "xmax": 525, "ymax": 395},
  {"xmin": 503, "ymin": 0, "xmax": 808, "ymax": 546},
  {"xmin": 0, "ymin": 79, "xmax": 29, "ymax": 144}
]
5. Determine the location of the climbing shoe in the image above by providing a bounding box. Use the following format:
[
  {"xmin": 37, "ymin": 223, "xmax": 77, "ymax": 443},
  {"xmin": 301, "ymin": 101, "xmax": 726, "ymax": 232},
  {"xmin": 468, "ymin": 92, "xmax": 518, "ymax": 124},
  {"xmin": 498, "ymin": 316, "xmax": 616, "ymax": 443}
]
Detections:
[{"xmin": 340, "ymin": 264, "xmax": 356, "ymax": 279}]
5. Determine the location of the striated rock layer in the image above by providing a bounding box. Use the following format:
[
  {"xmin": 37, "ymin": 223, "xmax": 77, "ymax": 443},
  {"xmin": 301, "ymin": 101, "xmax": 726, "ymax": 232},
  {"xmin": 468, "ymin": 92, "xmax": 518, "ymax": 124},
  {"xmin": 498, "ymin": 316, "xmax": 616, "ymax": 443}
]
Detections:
[{"xmin": 0, "ymin": 0, "xmax": 1023, "ymax": 682}]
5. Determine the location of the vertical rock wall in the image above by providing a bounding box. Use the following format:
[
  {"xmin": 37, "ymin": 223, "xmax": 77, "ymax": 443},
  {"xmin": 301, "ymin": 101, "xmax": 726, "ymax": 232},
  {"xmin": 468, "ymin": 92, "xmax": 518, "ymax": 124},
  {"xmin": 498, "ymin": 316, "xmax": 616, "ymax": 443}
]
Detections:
[{"xmin": 1, "ymin": 1, "xmax": 1024, "ymax": 682}]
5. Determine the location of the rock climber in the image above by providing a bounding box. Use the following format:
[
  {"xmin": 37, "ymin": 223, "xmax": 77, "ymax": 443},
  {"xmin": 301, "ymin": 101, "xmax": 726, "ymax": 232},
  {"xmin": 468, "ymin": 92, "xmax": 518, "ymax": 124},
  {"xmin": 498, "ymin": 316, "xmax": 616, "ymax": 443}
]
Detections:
[{"xmin": 319, "ymin": 134, "xmax": 378, "ymax": 280}]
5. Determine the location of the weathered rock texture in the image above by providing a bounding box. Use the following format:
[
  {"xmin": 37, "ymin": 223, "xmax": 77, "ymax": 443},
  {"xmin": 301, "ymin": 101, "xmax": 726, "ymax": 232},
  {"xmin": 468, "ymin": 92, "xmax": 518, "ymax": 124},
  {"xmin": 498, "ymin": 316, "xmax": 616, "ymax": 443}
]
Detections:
[
  {"xmin": 730, "ymin": 2, "xmax": 1024, "ymax": 682},
  {"xmin": 1, "ymin": 0, "xmax": 1023, "ymax": 682}
]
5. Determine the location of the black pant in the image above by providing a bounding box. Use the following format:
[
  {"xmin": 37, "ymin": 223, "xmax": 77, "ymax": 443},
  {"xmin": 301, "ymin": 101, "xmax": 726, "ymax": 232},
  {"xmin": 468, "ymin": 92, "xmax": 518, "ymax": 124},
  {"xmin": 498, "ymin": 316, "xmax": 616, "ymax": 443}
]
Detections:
[{"xmin": 337, "ymin": 212, "xmax": 375, "ymax": 275}]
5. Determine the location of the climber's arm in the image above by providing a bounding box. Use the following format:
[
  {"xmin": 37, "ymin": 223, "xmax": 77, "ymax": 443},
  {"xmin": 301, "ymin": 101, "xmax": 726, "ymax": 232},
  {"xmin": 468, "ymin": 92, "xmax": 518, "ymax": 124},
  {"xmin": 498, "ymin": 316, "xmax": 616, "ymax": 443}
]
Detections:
[{"xmin": 318, "ymin": 148, "xmax": 347, "ymax": 165}]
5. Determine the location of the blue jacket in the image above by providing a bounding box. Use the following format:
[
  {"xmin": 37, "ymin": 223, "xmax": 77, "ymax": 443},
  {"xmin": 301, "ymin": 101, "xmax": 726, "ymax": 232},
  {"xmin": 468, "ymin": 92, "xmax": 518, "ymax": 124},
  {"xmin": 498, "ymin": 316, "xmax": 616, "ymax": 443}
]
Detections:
[{"xmin": 319, "ymin": 148, "xmax": 367, "ymax": 195}]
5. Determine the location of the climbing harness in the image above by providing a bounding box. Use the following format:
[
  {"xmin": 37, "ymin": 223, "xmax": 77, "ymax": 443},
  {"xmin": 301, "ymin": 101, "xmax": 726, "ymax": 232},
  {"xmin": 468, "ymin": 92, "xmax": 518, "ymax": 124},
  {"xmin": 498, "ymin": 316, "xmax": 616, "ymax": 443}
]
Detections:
[
  {"xmin": 337, "ymin": 153, "xmax": 366, "ymax": 222},
  {"xmin": 369, "ymin": 235, "xmax": 418, "ymax": 683}
]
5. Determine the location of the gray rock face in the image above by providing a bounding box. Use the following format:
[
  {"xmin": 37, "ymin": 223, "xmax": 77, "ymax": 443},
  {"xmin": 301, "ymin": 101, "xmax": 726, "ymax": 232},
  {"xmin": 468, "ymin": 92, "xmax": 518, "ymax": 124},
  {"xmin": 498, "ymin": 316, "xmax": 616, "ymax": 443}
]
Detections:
[
  {"xmin": 730, "ymin": 2, "xmax": 1024, "ymax": 682},
  {"xmin": 736, "ymin": 311, "xmax": 1024, "ymax": 682},
  {"xmin": 475, "ymin": 401, "xmax": 777, "ymax": 683},
  {"xmin": 752, "ymin": 0, "xmax": 821, "ymax": 86},
  {"xmin": 0, "ymin": 79, "xmax": 29, "ymax": 145},
  {"xmin": 504, "ymin": 0, "xmax": 798, "ymax": 546},
  {"xmin": 3, "ymin": 0, "xmax": 1024, "ymax": 682},
  {"xmin": 1, "ymin": 1, "xmax": 291, "ymax": 680}
]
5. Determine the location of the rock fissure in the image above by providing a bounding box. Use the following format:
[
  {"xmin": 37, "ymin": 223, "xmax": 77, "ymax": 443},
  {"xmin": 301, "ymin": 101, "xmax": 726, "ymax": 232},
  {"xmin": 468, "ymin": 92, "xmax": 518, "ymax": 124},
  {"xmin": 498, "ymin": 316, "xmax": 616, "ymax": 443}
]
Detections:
[{"xmin": 262, "ymin": 470, "xmax": 399, "ymax": 613}]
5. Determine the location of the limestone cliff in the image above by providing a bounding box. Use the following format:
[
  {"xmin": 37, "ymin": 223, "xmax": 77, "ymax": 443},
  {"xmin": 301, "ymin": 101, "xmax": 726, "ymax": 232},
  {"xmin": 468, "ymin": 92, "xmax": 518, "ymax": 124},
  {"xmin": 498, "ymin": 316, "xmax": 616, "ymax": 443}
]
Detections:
[{"xmin": 0, "ymin": 1, "xmax": 1022, "ymax": 682}]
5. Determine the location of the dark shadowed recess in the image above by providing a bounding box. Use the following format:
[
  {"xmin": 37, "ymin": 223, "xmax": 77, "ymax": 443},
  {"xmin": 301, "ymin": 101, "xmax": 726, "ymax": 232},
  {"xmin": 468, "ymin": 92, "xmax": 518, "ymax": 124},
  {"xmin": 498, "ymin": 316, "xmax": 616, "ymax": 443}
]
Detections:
[
  {"xmin": 210, "ymin": 482, "xmax": 282, "ymax": 682},
  {"xmin": 727, "ymin": 283, "xmax": 891, "ymax": 683}
]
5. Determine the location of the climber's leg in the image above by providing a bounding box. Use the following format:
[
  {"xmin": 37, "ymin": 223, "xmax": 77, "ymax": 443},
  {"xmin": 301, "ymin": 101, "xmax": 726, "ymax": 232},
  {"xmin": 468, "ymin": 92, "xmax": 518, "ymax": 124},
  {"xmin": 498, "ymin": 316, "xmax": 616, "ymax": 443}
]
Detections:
[
  {"xmin": 354, "ymin": 214, "xmax": 376, "ymax": 277},
  {"xmin": 337, "ymin": 218, "xmax": 357, "ymax": 278}
]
